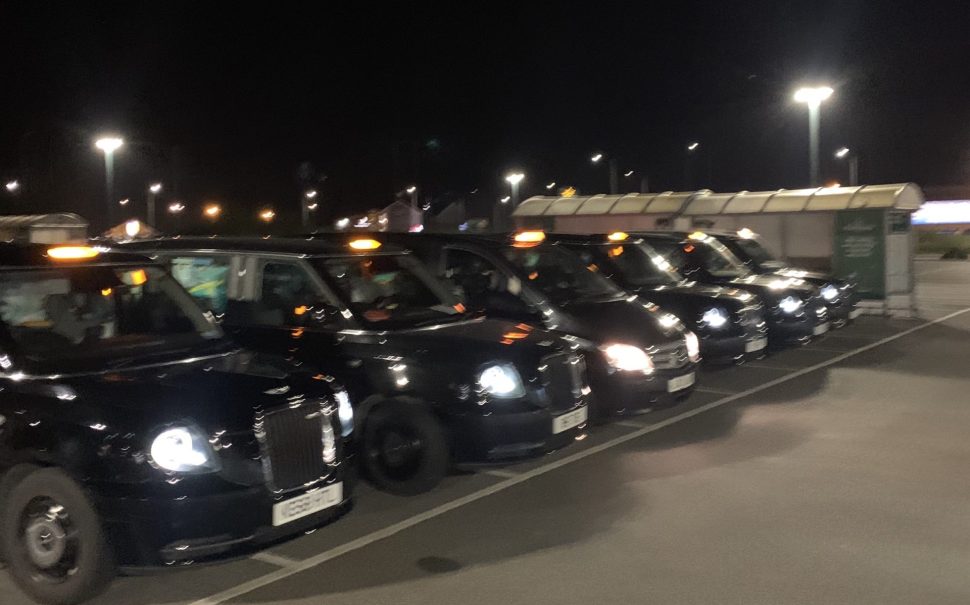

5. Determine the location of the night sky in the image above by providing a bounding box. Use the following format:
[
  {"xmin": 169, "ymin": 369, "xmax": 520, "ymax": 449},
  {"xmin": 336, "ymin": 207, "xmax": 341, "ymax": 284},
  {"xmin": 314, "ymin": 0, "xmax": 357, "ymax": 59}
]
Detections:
[{"xmin": 1, "ymin": 1, "xmax": 969, "ymax": 229}]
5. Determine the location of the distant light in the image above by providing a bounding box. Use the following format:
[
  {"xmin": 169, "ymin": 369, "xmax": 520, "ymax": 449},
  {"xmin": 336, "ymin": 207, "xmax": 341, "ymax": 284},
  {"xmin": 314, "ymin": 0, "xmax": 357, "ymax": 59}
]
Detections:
[
  {"xmin": 545, "ymin": 182, "xmax": 556, "ymax": 190},
  {"xmin": 335, "ymin": 217, "xmax": 350, "ymax": 230},
  {"xmin": 5, "ymin": 180, "xmax": 19, "ymax": 192},
  {"xmin": 118, "ymin": 198, "xmax": 130, "ymax": 206},
  {"xmin": 48, "ymin": 246, "xmax": 100, "ymax": 260},
  {"xmin": 505, "ymin": 173, "xmax": 525, "ymax": 185},
  {"xmin": 421, "ymin": 203, "xmax": 431, "ymax": 211},
  {"xmin": 912, "ymin": 201, "xmax": 970, "ymax": 225},
  {"xmin": 305, "ymin": 190, "xmax": 318, "ymax": 199},
  {"xmin": 500, "ymin": 196, "xmax": 511, "ymax": 204},
  {"xmin": 835, "ymin": 147, "xmax": 850, "ymax": 159},
  {"xmin": 124, "ymin": 220, "xmax": 141, "ymax": 238},
  {"xmin": 687, "ymin": 142, "xmax": 700, "ymax": 151},
  {"xmin": 307, "ymin": 203, "xmax": 318, "ymax": 211},
  {"xmin": 204, "ymin": 203, "xmax": 222, "ymax": 218},
  {"xmin": 590, "ymin": 153, "xmax": 603, "ymax": 163},
  {"xmin": 409, "ymin": 224, "xmax": 424, "ymax": 232},
  {"xmin": 149, "ymin": 182, "xmax": 163, "ymax": 194},
  {"xmin": 95, "ymin": 137, "xmax": 123, "ymax": 153},
  {"xmin": 168, "ymin": 202, "xmax": 185, "ymax": 214},
  {"xmin": 560, "ymin": 187, "xmax": 576, "ymax": 198},
  {"xmin": 259, "ymin": 208, "xmax": 276, "ymax": 222},
  {"xmin": 513, "ymin": 231, "xmax": 546, "ymax": 244},
  {"xmin": 623, "ymin": 170, "xmax": 634, "ymax": 177},
  {"xmin": 348, "ymin": 238, "xmax": 381, "ymax": 250},
  {"xmin": 406, "ymin": 186, "xmax": 417, "ymax": 194},
  {"xmin": 793, "ymin": 86, "xmax": 834, "ymax": 105},
  {"xmin": 470, "ymin": 188, "xmax": 479, "ymax": 194},
  {"xmin": 737, "ymin": 227, "xmax": 756, "ymax": 239},
  {"xmin": 825, "ymin": 181, "xmax": 841, "ymax": 188}
]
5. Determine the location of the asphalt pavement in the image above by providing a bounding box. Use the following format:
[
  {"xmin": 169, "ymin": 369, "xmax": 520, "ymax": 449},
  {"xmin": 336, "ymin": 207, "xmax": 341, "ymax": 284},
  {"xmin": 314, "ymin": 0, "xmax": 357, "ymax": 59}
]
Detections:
[{"xmin": 4, "ymin": 259, "xmax": 970, "ymax": 605}]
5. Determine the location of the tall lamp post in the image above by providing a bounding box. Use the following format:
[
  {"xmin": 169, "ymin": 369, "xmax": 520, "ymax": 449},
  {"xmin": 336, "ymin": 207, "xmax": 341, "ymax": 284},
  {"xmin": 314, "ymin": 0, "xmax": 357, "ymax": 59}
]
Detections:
[
  {"xmin": 591, "ymin": 153, "xmax": 619, "ymax": 194},
  {"xmin": 148, "ymin": 182, "xmax": 162, "ymax": 225},
  {"xmin": 95, "ymin": 137, "xmax": 124, "ymax": 226},
  {"xmin": 794, "ymin": 86, "xmax": 833, "ymax": 186},
  {"xmin": 302, "ymin": 190, "xmax": 317, "ymax": 229},
  {"xmin": 835, "ymin": 147, "xmax": 859, "ymax": 186},
  {"xmin": 505, "ymin": 173, "xmax": 525, "ymax": 206}
]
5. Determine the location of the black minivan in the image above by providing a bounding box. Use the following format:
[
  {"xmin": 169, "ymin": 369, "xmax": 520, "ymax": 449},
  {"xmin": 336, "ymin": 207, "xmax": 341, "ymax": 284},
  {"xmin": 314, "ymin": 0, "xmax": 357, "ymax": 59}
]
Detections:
[{"xmin": 378, "ymin": 231, "xmax": 700, "ymax": 416}]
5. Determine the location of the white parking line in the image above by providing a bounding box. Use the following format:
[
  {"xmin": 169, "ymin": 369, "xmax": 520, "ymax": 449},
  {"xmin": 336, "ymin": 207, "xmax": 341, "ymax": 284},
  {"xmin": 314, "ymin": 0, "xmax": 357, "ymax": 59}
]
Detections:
[
  {"xmin": 482, "ymin": 468, "xmax": 520, "ymax": 479},
  {"xmin": 250, "ymin": 552, "xmax": 301, "ymax": 569},
  {"xmin": 188, "ymin": 307, "xmax": 970, "ymax": 605},
  {"xmin": 615, "ymin": 420, "xmax": 646, "ymax": 429},
  {"xmin": 694, "ymin": 386, "xmax": 738, "ymax": 396},
  {"xmin": 743, "ymin": 363, "xmax": 799, "ymax": 371}
]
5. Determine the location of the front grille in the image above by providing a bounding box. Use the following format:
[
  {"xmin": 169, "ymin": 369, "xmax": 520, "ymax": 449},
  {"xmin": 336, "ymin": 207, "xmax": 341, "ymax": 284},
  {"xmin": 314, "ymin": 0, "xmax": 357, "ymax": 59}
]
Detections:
[
  {"xmin": 540, "ymin": 353, "xmax": 588, "ymax": 412},
  {"xmin": 652, "ymin": 339, "xmax": 689, "ymax": 370},
  {"xmin": 257, "ymin": 403, "xmax": 330, "ymax": 493},
  {"xmin": 739, "ymin": 305, "xmax": 766, "ymax": 329}
]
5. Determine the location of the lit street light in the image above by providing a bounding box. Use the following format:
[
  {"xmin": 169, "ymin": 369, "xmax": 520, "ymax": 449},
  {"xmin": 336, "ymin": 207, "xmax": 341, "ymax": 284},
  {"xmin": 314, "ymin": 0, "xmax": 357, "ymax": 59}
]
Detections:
[
  {"xmin": 687, "ymin": 142, "xmax": 700, "ymax": 151},
  {"xmin": 147, "ymin": 182, "xmax": 162, "ymax": 226},
  {"xmin": 545, "ymin": 182, "xmax": 556, "ymax": 190},
  {"xmin": 259, "ymin": 208, "xmax": 276, "ymax": 223},
  {"xmin": 590, "ymin": 154, "xmax": 603, "ymax": 163},
  {"xmin": 500, "ymin": 196, "xmax": 511, "ymax": 204},
  {"xmin": 794, "ymin": 86, "xmax": 834, "ymax": 186},
  {"xmin": 168, "ymin": 202, "xmax": 185, "ymax": 214},
  {"xmin": 5, "ymin": 180, "xmax": 19, "ymax": 193},
  {"xmin": 301, "ymin": 190, "xmax": 318, "ymax": 228},
  {"xmin": 834, "ymin": 147, "xmax": 859, "ymax": 186},
  {"xmin": 590, "ymin": 152, "xmax": 618, "ymax": 194},
  {"xmin": 307, "ymin": 203, "xmax": 318, "ymax": 211},
  {"xmin": 624, "ymin": 170, "xmax": 634, "ymax": 177},
  {"xmin": 119, "ymin": 198, "xmax": 130, "ymax": 206},
  {"xmin": 406, "ymin": 185, "xmax": 418, "ymax": 208},
  {"xmin": 95, "ymin": 136, "xmax": 124, "ymax": 226},
  {"xmin": 204, "ymin": 203, "xmax": 222, "ymax": 220},
  {"xmin": 505, "ymin": 172, "xmax": 525, "ymax": 206}
]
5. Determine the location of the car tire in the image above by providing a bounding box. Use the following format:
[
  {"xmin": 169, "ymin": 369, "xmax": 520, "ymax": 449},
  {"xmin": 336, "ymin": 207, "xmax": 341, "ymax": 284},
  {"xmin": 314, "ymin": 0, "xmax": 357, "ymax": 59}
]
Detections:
[
  {"xmin": 0, "ymin": 467, "xmax": 116, "ymax": 605},
  {"xmin": 361, "ymin": 402, "xmax": 449, "ymax": 496}
]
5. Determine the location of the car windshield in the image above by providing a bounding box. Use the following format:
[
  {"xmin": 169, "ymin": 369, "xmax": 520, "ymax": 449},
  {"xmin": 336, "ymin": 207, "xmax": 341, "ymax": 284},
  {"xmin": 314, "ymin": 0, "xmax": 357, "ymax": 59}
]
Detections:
[
  {"xmin": 651, "ymin": 238, "xmax": 751, "ymax": 279},
  {"xmin": 317, "ymin": 254, "xmax": 465, "ymax": 328},
  {"xmin": 0, "ymin": 265, "xmax": 223, "ymax": 370},
  {"xmin": 730, "ymin": 237, "xmax": 777, "ymax": 266},
  {"xmin": 502, "ymin": 244, "xmax": 624, "ymax": 304},
  {"xmin": 565, "ymin": 242, "xmax": 683, "ymax": 287}
]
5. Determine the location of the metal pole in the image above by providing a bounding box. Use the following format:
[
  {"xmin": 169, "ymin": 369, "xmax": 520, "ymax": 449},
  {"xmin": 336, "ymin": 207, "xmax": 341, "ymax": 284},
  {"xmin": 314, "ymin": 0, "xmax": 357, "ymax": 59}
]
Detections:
[
  {"xmin": 640, "ymin": 175, "xmax": 649, "ymax": 193},
  {"xmin": 511, "ymin": 181, "xmax": 520, "ymax": 206},
  {"xmin": 608, "ymin": 158, "xmax": 618, "ymax": 194},
  {"xmin": 849, "ymin": 155, "xmax": 859, "ymax": 186},
  {"xmin": 301, "ymin": 197, "xmax": 309, "ymax": 230},
  {"xmin": 104, "ymin": 151, "xmax": 115, "ymax": 226},
  {"xmin": 808, "ymin": 102, "xmax": 820, "ymax": 186},
  {"xmin": 147, "ymin": 191, "xmax": 156, "ymax": 226}
]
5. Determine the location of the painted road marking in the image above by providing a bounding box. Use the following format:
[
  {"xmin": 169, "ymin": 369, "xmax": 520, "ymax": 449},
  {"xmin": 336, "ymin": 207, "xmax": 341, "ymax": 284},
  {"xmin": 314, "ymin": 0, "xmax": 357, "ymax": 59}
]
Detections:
[
  {"xmin": 250, "ymin": 552, "xmax": 301, "ymax": 568},
  {"xmin": 482, "ymin": 468, "xmax": 520, "ymax": 479},
  {"xmin": 615, "ymin": 420, "xmax": 646, "ymax": 429},
  {"xmin": 189, "ymin": 308, "xmax": 970, "ymax": 605},
  {"xmin": 694, "ymin": 386, "xmax": 738, "ymax": 395}
]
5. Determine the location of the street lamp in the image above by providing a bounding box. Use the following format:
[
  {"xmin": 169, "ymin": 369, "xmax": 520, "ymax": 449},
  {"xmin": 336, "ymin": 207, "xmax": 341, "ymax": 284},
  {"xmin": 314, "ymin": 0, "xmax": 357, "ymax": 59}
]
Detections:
[
  {"xmin": 545, "ymin": 182, "xmax": 556, "ymax": 190},
  {"xmin": 623, "ymin": 170, "xmax": 634, "ymax": 177},
  {"xmin": 5, "ymin": 180, "xmax": 19, "ymax": 193},
  {"xmin": 301, "ymin": 190, "xmax": 318, "ymax": 229},
  {"xmin": 500, "ymin": 196, "xmax": 511, "ymax": 204},
  {"xmin": 505, "ymin": 173, "xmax": 525, "ymax": 206},
  {"xmin": 794, "ymin": 86, "xmax": 834, "ymax": 186},
  {"xmin": 95, "ymin": 137, "xmax": 124, "ymax": 225},
  {"xmin": 405, "ymin": 185, "xmax": 418, "ymax": 208},
  {"xmin": 147, "ymin": 182, "xmax": 162, "ymax": 225},
  {"xmin": 687, "ymin": 142, "xmax": 700, "ymax": 152},
  {"xmin": 119, "ymin": 198, "xmax": 130, "ymax": 206},
  {"xmin": 834, "ymin": 147, "xmax": 859, "ymax": 186},
  {"xmin": 168, "ymin": 202, "xmax": 185, "ymax": 214},
  {"xmin": 590, "ymin": 152, "xmax": 618, "ymax": 194},
  {"xmin": 259, "ymin": 208, "xmax": 276, "ymax": 223},
  {"xmin": 204, "ymin": 203, "xmax": 222, "ymax": 220}
]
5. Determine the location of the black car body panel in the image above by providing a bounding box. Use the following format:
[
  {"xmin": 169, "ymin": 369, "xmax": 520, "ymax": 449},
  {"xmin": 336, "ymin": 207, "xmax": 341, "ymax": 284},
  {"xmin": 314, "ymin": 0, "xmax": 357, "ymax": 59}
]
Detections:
[
  {"xmin": 125, "ymin": 237, "xmax": 591, "ymax": 465},
  {"xmin": 0, "ymin": 245, "xmax": 351, "ymax": 570},
  {"xmin": 635, "ymin": 232, "xmax": 831, "ymax": 345},
  {"xmin": 707, "ymin": 231, "xmax": 861, "ymax": 327},
  {"xmin": 377, "ymin": 233, "xmax": 700, "ymax": 415},
  {"xmin": 546, "ymin": 234, "xmax": 769, "ymax": 364}
]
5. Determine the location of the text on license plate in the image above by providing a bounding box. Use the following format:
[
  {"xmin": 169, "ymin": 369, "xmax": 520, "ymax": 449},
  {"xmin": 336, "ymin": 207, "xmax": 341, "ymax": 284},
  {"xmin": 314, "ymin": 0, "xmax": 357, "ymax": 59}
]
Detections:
[
  {"xmin": 813, "ymin": 322, "xmax": 830, "ymax": 336},
  {"xmin": 272, "ymin": 482, "xmax": 343, "ymax": 527},
  {"xmin": 745, "ymin": 338, "xmax": 767, "ymax": 353},
  {"xmin": 667, "ymin": 372, "xmax": 696, "ymax": 393},
  {"xmin": 552, "ymin": 406, "xmax": 588, "ymax": 434}
]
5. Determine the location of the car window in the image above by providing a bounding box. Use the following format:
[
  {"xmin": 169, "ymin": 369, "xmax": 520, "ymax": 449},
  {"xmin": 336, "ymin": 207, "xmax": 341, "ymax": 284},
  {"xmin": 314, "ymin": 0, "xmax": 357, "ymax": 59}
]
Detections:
[
  {"xmin": 501, "ymin": 244, "xmax": 624, "ymax": 305},
  {"xmin": 444, "ymin": 249, "xmax": 504, "ymax": 299},
  {"xmin": 255, "ymin": 262, "xmax": 324, "ymax": 327},
  {"xmin": 567, "ymin": 243, "xmax": 681, "ymax": 287},
  {"xmin": 169, "ymin": 256, "xmax": 230, "ymax": 314}
]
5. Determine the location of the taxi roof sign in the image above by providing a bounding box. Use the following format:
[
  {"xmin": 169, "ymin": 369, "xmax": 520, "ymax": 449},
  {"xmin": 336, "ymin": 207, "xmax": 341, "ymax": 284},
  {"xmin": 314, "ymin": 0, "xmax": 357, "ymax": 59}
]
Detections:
[
  {"xmin": 47, "ymin": 245, "xmax": 100, "ymax": 260},
  {"xmin": 512, "ymin": 231, "xmax": 546, "ymax": 245},
  {"xmin": 607, "ymin": 231, "xmax": 628, "ymax": 241},
  {"xmin": 348, "ymin": 238, "xmax": 382, "ymax": 251},
  {"xmin": 687, "ymin": 231, "xmax": 708, "ymax": 240}
]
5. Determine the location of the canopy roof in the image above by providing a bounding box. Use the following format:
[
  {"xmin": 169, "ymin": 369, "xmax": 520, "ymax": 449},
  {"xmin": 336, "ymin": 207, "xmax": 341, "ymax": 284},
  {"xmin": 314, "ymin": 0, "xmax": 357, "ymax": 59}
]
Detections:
[
  {"xmin": 513, "ymin": 183, "xmax": 924, "ymax": 218},
  {"xmin": 0, "ymin": 213, "xmax": 88, "ymax": 228}
]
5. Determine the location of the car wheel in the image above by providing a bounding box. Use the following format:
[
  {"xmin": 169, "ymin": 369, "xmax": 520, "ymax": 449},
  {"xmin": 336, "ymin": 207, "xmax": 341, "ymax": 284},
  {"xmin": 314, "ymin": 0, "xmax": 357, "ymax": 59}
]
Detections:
[
  {"xmin": 361, "ymin": 402, "xmax": 449, "ymax": 496},
  {"xmin": 0, "ymin": 467, "xmax": 116, "ymax": 605}
]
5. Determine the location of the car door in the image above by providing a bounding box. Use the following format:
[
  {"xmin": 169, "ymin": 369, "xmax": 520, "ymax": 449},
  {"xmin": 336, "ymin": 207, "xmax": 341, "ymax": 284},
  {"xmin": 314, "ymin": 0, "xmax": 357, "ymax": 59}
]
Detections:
[{"xmin": 440, "ymin": 246, "xmax": 544, "ymax": 323}]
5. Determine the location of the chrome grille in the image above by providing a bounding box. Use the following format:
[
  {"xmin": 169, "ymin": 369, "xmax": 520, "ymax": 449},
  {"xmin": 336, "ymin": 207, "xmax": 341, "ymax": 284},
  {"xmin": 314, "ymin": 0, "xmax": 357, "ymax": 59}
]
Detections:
[
  {"xmin": 540, "ymin": 353, "xmax": 588, "ymax": 412},
  {"xmin": 256, "ymin": 403, "xmax": 331, "ymax": 493},
  {"xmin": 651, "ymin": 339, "xmax": 689, "ymax": 370}
]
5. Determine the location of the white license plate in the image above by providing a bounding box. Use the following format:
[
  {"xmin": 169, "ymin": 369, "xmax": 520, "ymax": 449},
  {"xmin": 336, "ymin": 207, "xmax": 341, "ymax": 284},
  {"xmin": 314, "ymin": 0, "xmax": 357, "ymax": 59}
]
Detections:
[
  {"xmin": 667, "ymin": 372, "xmax": 696, "ymax": 393},
  {"xmin": 745, "ymin": 338, "xmax": 767, "ymax": 353},
  {"xmin": 849, "ymin": 308, "xmax": 863, "ymax": 319},
  {"xmin": 272, "ymin": 482, "xmax": 343, "ymax": 527},
  {"xmin": 552, "ymin": 406, "xmax": 588, "ymax": 434},
  {"xmin": 813, "ymin": 322, "xmax": 830, "ymax": 336}
]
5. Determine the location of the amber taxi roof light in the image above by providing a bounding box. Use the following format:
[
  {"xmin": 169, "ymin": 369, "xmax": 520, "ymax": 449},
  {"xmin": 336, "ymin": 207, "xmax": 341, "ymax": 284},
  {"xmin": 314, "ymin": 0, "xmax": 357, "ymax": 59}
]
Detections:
[
  {"xmin": 348, "ymin": 238, "xmax": 382, "ymax": 251},
  {"xmin": 512, "ymin": 231, "xmax": 546, "ymax": 244},
  {"xmin": 607, "ymin": 231, "xmax": 628, "ymax": 241},
  {"xmin": 47, "ymin": 245, "xmax": 100, "ymax": 260},
  {"xmin": 687, "ymin": 231, "xmax": 708, "ymax": 241},
  {"xmin": 737, "ymin": 227, "xmax": 757, "ymax": 239}
]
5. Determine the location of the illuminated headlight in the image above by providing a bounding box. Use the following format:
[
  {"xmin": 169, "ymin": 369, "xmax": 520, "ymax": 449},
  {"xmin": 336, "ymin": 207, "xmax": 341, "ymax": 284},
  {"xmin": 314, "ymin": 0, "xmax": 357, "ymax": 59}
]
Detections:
[
  {"xmin": 335, "ymin": 390, "xmax": 354, "ymax": 437},
  {"xmin": 479, "ymin": 364, "xmax": 526, "ymax": 398},
  {"xmin": 820, "ymin": 284, "xmax": 839, "ymax": 301},
  {"xmin": 778, "ymin": 296, "xmax": 803, "ymax": 314},
  {"xmin": 150, "ymin": 426, "xmax": 218, "ymax": 473},
  {"xmin": 600, "ymin": 343, "xmax": 654, "ymax": 374},
  {"xmin": 322, "ymin": 422, "xmax": 337, "ymax": 464},
  {"xmin": 685, "ymin": 332, "xmax": 700, "ymax": 362},
  {"xmin": 700, "ymin": 307, "xmax": 729, "ymax": 329}
]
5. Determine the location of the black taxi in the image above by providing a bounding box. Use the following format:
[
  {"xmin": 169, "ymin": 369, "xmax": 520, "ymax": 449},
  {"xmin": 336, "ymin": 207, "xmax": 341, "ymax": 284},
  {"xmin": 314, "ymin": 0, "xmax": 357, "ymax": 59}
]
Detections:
[
  {"xmin": 378, "ymin": 231, "xmax": 700, "ymax": 417},
  {"xmin": 126, "ymin": 237, "xmax": 591, "ymax": 496},
  {"xmin": 706, "ymin": 229, "xmax": 861, "ymax": 327},
  {"xmin": 545, "ymin": 232, "xmax": 769, "ymax": 363},
  {"xmin": 0, "ymin": 244, "xmax": 351, "ymax": 605},
  {"xmin": 637, "ymin": 231, "xmax": 831, "ymax": 345}
]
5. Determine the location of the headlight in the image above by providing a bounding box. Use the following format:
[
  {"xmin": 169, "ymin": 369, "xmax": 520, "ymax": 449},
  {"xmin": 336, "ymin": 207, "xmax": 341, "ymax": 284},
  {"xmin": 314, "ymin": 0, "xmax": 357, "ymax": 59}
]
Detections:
[
  {"xmin": 600, "ymin": 343, "xmax": 654, "ymax": 374},
  {"xmin": 150, "ymin": 426, "xmax": 217, "ymax": 473},
  {"xmin": 322, "ymin": 422, "xmax": 337, "ymax": 464},
  {"xmin": 820, "ymin": 284, "xmax": 839, "ymax": 301},
  {"xmin": 700, "ymin": 307, "xmax": 729, "ymax": 329},
  {"xmin": 778, "ymin": 295, "xmax": 803, "ymax": 314},
  {"xmin": 479, "ymin": 363, "xmax": 526, "ymax": 398},
  {"xmin": 685, "ymin": 332, "xmax": 700, "ymax": 362},
  {"xmin": 335, "ymin": 390, "xmax": 354, "ymax": 438}
]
